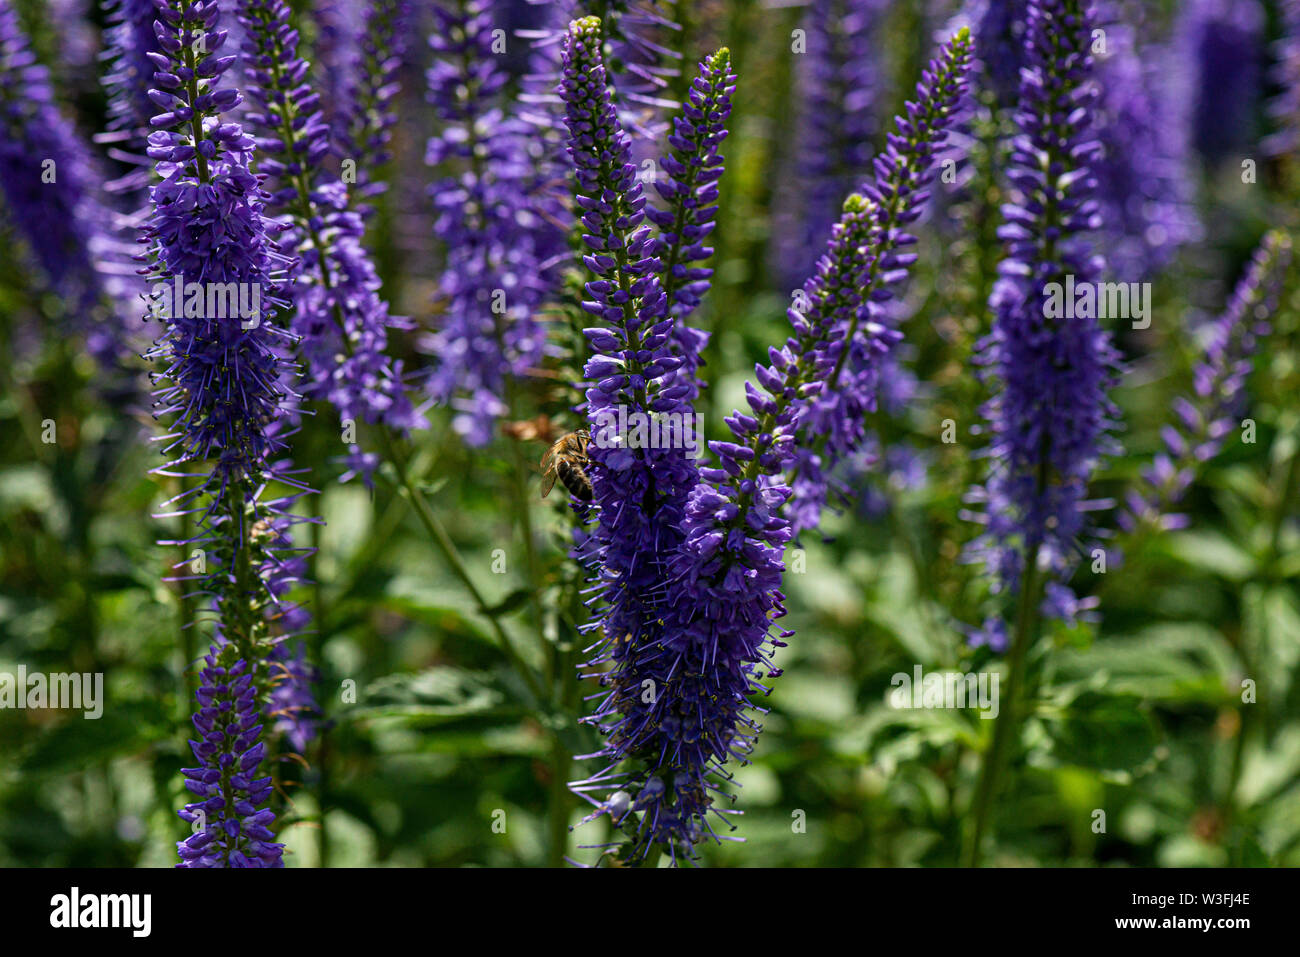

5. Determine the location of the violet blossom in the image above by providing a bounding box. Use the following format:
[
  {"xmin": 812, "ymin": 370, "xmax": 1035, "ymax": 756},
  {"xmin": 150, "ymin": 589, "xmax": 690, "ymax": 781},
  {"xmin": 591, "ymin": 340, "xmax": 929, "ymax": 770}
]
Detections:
[
  {"xmin": 1121, "ymin": 230, "xmax": 1293, "ymax": 534},
  {"xmin": 964, "ymin": 0, "xmax": 1122, "ymax": 623}
]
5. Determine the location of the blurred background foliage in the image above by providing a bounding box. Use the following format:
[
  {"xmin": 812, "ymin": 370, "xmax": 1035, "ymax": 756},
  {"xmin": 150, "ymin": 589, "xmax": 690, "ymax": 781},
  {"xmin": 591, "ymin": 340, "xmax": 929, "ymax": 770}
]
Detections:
[{"xmin": 0, "ymin": 0, "xmax": 1298, "ymax": 867}]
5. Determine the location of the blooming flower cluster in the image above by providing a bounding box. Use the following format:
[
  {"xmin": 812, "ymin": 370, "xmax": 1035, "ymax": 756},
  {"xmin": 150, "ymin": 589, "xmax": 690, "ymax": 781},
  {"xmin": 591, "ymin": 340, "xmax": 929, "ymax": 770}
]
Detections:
[
  {"xmin": 144, "ymin": 3, "xmax": 295, "ymax": 513},
  {"xmin": 0, "ymin": 0, "xmax": 137, "ymax": 365},
  {"xmin": 787, "ymin": 31, "xmax": 974, "ymax": 534},
  {"xmin": 1122, "ymin": 230, "xmax": 1293, "ymax": 534},
  {"xmin": 644, "ymin": 48, "xmax": 735, "ymax": 400},
  {"xmin": 238, "ymin": 0, "xmax": 420, "ymax": 454},
  {"xmin": 965, "ymin": 0, "xmax": 1121, "ymax": 617},
  {"xmin": 422, "ymin": 0, "xmax": 567, "ymax": 446},
  {"xmin": 772, "ymin": 0, "xmax": 881, "ymax": 287},
  {"xmin": 339, "ymin": 0, "xmax": 411, "ymax": 215},
  {"xmin": 567, "ymin": 19, "xmax": 975, "ymax": 859},
  {"xmin": 141, "ymin": 0, "xmax": 315, "ymax": 864},
  {"xmin": 556, "ymin": 19, "xmax": 724, "ymax": 859},
  {"xmin": 176, "ymin": 645, "xmax": 283, "ymax": 867}
]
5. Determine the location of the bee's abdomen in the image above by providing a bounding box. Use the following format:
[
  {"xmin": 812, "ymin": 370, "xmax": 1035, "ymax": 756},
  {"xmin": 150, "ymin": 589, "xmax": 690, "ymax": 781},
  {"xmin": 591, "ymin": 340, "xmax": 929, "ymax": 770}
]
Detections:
[{"xmin": 558, "ymin": 461, "xmax": 593, "ymax": 501}]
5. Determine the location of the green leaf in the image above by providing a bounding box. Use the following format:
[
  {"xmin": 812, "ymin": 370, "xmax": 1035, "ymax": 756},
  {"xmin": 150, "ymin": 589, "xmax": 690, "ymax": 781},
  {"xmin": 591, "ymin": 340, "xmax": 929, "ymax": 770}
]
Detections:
[
  {"xmin": 484, "ymin": 588, "xmax": 533, "ymax": 617},
  {"xmin": 343, "ymin": 666, "xmax": 516, "ymax": 722},
  {"xmin": 17, "ymin": 698, "xmax": 171, "ymax": 775},
  {"xmin": 1165, "ymin": 530, "xmax": 1258, "ymax": 581},
  {"xmin": 1044, "ymin": 691, "xmax": 1160, "ymax": 774}
]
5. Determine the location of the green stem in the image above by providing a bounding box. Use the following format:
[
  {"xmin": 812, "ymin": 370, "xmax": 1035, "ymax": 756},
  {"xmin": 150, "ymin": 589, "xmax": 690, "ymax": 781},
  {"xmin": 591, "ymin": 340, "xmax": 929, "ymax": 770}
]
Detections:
[
  {"xmin": 547, "ymin": 736, "xmax": 571, "ymax": 867},
  {"xmin": 309, "ymin": 493, "xmax": 329, "ymax": 869},
  {"xmin": 376, "ymin": 428, "xmax": 546, "ymax": 706},
  {"xmin": 1223, "ymin": 440, "xmax": 1298, "ymax": 860},
  {"xmin": 179, "ymin": 476, "xmax": 197, "ymax": 709},
  {"xmin": 963, "ymin": 546, "xmax": 1042, "ymax": 867}
]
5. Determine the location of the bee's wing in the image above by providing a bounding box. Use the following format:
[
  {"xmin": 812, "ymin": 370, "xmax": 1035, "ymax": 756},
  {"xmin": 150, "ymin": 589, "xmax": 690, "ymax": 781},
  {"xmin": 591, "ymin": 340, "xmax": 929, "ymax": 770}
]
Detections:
[{"xmin": 540, "ymin": 467, "xmax": 558, "ymax": 498}]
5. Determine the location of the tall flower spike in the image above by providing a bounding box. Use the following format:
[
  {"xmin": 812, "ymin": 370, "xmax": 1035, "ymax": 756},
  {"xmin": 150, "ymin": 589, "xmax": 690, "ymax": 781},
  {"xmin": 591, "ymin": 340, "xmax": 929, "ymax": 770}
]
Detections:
[
  {"xmin": 144, "ymin": 0, "xmax": 298, "ymax": 515},
  {"xmin": 1091, "ymin": 12, "xmax": 1199, "ymax": 279},
  {"xmin": 1180, "ymin": 0, "xmax": 1265, "ymax": 166},
  {"xmin": 558, "ymin": 18, "xmax": 714, "ymax": 863},
  {"xmin": 237, "ymin": 0, "xmax": 421, "ymax": 459},
  {"xmin": 786, "ymin": 28, "xmax": 974, "ymax": 535},
  {"xmin": 570, "ymin": 31, "xmax": 975, "ymax": 863},
  {"xmin": 1267, "ymin": 0, "xmax": 1300, "ymax": 160},
  {"xmin": 142, "ymin": 0, "xmax": 304, "ymax": 865},
  {"xmin": 0, "ymin": 0, "xmax": 138, "ymax": 365},
  {"xmin": 424, "ymin": 0, "xmax": 564, "ymax": 446},
  {"xmin": 339, "ymin": 0, "xmax": 411, "ymax": 216},
  {"xmin": 964, "ymin": 0, "xmax": 1121, "ymax": 619},
  {"xmin": 573, "ymin": 193, "xmax": 897, "ymax": 862},
  {"xmin": 645, "ymin": 46, "xmax": 735, "ymax": 402},
  {"xmin": 772, "ymin": 0, "xmax": 881, "ymax": 287},
  {"xmin": 558, "ymin": 18, "xmax": 698, "ymax": 616},
  {"xmin": 1122, "ymin": 231, "xmax": 1293, "ymax": 534}
]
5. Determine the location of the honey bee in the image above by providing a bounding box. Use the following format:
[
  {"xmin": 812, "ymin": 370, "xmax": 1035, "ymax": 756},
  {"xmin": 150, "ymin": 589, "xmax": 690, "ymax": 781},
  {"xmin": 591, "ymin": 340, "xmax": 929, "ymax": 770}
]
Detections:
[{"xmin": 540, "ymin": 429, "xmax": 593, "ymax": 502}]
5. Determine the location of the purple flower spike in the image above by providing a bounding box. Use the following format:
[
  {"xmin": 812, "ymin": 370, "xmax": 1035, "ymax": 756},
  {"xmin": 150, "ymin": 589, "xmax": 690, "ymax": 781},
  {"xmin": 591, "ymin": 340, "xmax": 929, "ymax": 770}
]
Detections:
[
  {"xmin": 772, "ymin": 0, "xmax": 882, "ymax": 287},
  {"xmin": 237, "ymin": 0, "xmax": 421, "ymax": 453},
  {"xmin": 423, "ymin": 0, "xmax": 565, "ymax": 446},
  {"xmin": 176, "ymin": 646, "xmax": 284, "ymax": 868},
  {"xmin": 787, "ymin": 29, "xmax": 974, "ymax": 534},
  {"xmin": 568, "ymin": 28, "xmax": 976, "ymax": 864},
  {"xmin": 964, "ymin": 0, "xmax": 1122, "ymax": 617},
  {"xmin": 143, "ymin": 3, "xmax": 316, "ymax": 848},
  {"xmin": 589, "ymin": 193, "xmax": 904, "ymax": 861},
  {"xmin": 144, "ymin": 0, "xmax": 298, "ymax": 517},
  {"xmin": 1122, "ymin": 231, "xmax": 1293, "ymax": 534},
  {"xmin": 1267, "ymin": 0, "xmax": 1300, "ymax": 158},
  {"xmin": 339, "ymin": 0, "xmax": 412, "ymax": 216},
  {"xmin": 559, "ymin": 18, "xmax": 724, "ymax": 863},
  {"xmin": 645, "ymin": 47, "xmax": 735, "ymax": 401},
  {"xmin": 0, "ymin": 0, "xmax": 138, "ymax": 365},
  {"xmin": 557, "ymin": 17, "xmax": 700, "ymax": 646}
]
